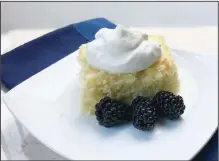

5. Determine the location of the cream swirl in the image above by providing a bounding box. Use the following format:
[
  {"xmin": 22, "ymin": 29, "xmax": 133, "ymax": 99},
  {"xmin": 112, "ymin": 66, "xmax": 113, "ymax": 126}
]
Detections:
[{"xmin": 85, "ymin": 25, "xmax": 161, "ymax": 74}]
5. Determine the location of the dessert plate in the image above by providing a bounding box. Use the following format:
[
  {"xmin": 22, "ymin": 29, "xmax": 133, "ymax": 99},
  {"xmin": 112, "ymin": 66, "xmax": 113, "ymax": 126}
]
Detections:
[{"xmin": 4, "ymin": 49, "xmax": 218, "ymax": 160}]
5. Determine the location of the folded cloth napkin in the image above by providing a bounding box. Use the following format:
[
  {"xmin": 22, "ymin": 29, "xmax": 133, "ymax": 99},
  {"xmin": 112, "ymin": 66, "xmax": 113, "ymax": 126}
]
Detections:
[
  {"xmin": 1, "ymin": 18, "xmax": 116, "ymax": 89},
  {"xmin": 1, "ymin": 18, "xmax": 217, "ymax": 161}
]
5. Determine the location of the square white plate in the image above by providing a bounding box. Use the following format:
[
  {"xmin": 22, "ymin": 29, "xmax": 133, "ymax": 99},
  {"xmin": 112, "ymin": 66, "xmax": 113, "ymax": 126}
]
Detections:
[{"xmin": 4, "ymin": 49, "xmax": 218, "ymax": 160}]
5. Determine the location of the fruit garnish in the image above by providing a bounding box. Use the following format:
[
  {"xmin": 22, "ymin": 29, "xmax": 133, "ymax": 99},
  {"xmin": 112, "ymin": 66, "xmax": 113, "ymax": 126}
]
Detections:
[
  {"xmin": 95, "ymin": 96, "xmax": 132, "ymax": 127},
  {"xmin": 152, "ymin": 91, "xmax": 185, "ymax": 120},
  {"xmin": 132, "ymin": 96, "xmax": 158, "ymax": 131}
]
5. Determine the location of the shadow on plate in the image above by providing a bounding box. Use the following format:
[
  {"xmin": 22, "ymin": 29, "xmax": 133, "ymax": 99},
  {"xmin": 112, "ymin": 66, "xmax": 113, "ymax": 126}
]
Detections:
[
  {"xmin": 125, "ymin": 117, "xmax": 185, "ymax": 141},
  {"xmin": 74, "ymin": 114, "xmax": 155, "ymax": 141},
  {"xmin": 73, "ymin": 114, "xmax": 131, "ymax": 138},
  {"xmin": 72, "ymin": 113, "xmax": 184, "ymax": 142},
  {"xmin": 128, "ymin": 126, "xmax": 154, "ymax": 141},
  {"xmin": 157, "ymin": 117, "xmax": 184, "ymax": 130}
]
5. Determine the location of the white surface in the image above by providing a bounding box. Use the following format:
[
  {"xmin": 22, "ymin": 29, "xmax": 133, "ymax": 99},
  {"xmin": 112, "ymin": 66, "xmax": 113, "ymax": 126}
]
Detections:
[
  {"xmin": 1, "ymin": 2, "xmax": 217, "ymax": 33},
  {"xmin": 1, "ymin": 27, "xmax": 218, "ymax": 160},
  {"xmin": 3, "ymin": 41, "xmax": 218, "ymax": 159}
]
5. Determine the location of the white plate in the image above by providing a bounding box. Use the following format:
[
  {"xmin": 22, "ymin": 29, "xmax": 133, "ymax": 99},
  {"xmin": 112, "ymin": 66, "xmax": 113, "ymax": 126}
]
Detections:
[{"xmin": 4, "ymin": 49, "xmax": 218, "ymax": 160}]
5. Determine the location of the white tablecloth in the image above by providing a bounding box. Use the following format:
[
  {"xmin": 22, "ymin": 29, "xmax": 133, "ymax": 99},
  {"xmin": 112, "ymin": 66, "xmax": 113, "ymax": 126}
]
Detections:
[{"xmin": 1, "ymin": 27, "xmax": 217, "ymax": 160}]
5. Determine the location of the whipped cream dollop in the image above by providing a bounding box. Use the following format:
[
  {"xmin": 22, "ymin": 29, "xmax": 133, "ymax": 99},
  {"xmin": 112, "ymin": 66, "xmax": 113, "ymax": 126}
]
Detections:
[{"xmin": 85, "ymin": 25, "xmax": 162, "ymax": 74}]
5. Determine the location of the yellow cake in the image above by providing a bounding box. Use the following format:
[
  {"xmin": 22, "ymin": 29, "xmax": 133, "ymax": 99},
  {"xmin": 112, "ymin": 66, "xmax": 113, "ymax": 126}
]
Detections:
[{"xmin": 78, "ymin": 35, "xmax": 179, "ymax": 115}]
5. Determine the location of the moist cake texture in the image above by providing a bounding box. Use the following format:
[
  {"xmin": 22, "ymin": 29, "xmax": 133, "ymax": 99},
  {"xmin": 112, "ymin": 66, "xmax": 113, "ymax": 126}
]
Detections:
[{"xmin": 78, "ymin": 35, "xmax": 179, "ymax": 114}]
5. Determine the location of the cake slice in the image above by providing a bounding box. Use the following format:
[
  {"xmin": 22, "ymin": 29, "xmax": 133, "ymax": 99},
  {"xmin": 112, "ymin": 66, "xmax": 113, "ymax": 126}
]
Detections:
[{"xmin": 78, "ymin": 35, "xmax": 179, "ymax": 115}]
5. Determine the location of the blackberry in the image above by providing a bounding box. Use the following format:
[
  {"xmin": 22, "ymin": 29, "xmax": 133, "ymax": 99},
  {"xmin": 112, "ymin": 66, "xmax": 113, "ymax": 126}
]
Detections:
[
  {"xmin": 95, "ymin": 96, "xmax": 132, "ymax": 127},
  {"xmin": 132, "ymin": 97, "xmax": 158, "ymax": 131},
  {"xmin": 131, "ymin": 96, "xmax": 146, "ymax": 110},
  {"xmin": 152, "ymin": 91, "xmax": 186, "ymax": 120}
]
